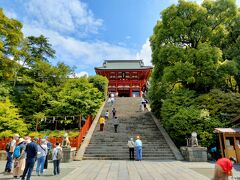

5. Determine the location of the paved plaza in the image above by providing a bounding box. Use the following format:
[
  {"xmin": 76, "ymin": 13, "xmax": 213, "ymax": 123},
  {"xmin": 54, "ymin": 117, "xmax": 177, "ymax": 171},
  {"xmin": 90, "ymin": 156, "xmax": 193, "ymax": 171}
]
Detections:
[{"xmin": 1, "ymin": 160, "xmax": 238, "ymax": 180}]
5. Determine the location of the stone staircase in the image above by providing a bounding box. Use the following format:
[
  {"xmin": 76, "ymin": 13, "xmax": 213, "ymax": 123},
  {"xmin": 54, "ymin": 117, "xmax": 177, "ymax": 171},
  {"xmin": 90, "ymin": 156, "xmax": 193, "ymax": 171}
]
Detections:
[{"xmin": 83, "ymin": 97, "xmax": 176, "ymax": 160}]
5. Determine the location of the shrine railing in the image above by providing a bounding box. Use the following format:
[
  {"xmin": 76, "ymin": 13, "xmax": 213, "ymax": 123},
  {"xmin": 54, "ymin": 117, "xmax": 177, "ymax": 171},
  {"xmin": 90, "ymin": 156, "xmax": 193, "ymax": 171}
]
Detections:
[{"xmin": 0, "ymin": 115, "xmax": 93, "ymax": 151}]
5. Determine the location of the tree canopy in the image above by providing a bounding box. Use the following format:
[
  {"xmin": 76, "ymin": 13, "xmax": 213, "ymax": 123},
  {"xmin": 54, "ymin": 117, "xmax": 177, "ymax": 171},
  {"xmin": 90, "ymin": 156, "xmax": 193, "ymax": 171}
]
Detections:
[
  {"xmin": 149, "ymin": 0, "xmax": 240, "ymax": 148},
  {"xmin": 0, "ymin": 9, "xmax": 108, "ymax": 135}
]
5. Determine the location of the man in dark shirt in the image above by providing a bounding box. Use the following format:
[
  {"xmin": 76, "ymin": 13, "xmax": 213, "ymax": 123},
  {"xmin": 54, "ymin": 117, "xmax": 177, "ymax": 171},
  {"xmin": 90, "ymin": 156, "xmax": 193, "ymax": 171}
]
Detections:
[{"xmin": 21, "ymin": 137, "xmax": 38, "ymax": 180}]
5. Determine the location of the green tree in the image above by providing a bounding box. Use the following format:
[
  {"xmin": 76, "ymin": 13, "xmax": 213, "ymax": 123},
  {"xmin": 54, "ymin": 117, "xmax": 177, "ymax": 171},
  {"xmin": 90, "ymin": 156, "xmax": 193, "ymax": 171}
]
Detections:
[
  {"xmin": 0, "ymin": 98, "xmax": 28, "ymax": 136},
  {"xmin": 0, "ymin": 8, "xmax": 23, "ymax": 82},
  {"xmin": 89, "ymin": 75, "xmax": 108, "ymax": 99},
  {"xmin": 149, "ymin": 0, "xmax": 240, "ymax": 148}
]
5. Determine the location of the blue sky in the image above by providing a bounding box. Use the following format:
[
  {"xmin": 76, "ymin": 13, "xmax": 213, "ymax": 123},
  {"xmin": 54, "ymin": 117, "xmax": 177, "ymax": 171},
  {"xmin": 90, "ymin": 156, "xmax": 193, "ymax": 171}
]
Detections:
[{"xmin": 0, "ymin": 0, "xmax": 239, "ymax": 76}]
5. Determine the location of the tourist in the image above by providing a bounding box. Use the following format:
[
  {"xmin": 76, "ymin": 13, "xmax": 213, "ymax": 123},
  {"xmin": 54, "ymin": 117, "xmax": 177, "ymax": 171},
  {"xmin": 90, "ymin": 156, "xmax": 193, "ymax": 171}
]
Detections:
[
  {"xmin": 36, "ymin": 139, "xmax": 48, "ymax": 176},
  {"xmin": 52, "ymin": 142, "xmax": 63, "ymax": 176},
  {"xmin": 43, "ymin": 136, "xmax": 52, "ymax": 170},
  {"xmin": 113, "ymin": 116, "xmax": 119, "ymax": 133},
  {"xmin": 99, "ymin": 116, "xmax": 105, "ymax": 131},
  {"xmin": 141, "ymin": 98, "xmax": 146, "ymax": 111},
  {"xmin": 13, "ymin": 138, "xmax": 26, "ymax": 179},
  {"xmin": 21, "ymin": 137, "xmax": 38, "ymax": 180},
  {"xmin": 112, "ymin": 107, "xmax": 116, "ymax": 118},
  {"xmin": 127, "ymin": 137, "xmax": 135, "ymax": 160},
  {"xmin": 213, "ymin": 157, "xmax": 235, "ymax": 180},
  {"xmin": 110, "ymin": 93, "xmax": 115, "ymax": 106},
  {"xmin": 107, "ymin": 98, "xmax": 111, "ymax": 106},
  {"xmin": 5, "ymin": 134, "xmax": 19, "ymax": 173},
  {"xmin": 135, "ymin": 136, "xmax": 142, "ymax": 161},
  {"xmin": 105, "ymin": 110, "xmax": 109, "ymax": 120}
]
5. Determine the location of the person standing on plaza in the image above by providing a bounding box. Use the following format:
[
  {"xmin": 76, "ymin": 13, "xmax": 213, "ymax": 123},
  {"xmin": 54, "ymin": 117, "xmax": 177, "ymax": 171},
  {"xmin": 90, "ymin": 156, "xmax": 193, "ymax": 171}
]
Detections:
[
  {"xmin": 99, "ymin": 116, "xmax": 105, "ymax": 131},
  {"xmin": 135, "ymin": 136, "xmax": 142, "ymax": 161},
  {"xmin": 21, "ymin": 137, "xmax": 38, "ymax": 180},
  {"xmin": 36, "ymin": 139, "xmax": 48, "ymax": 176},
  {"xmin": 213, "ymin": 157, "xmax": 235, "ymax": 180},
  {"xmin": 127, "ymin": 137, "xmax": 135, "ymax": 160},
  {"xmin": 5, "ymin": 134, "xmax": 19, "ymax": 173},
  {"xmin": 13, "ymin": 138, "xmax": 26, "ymax": 179},
  {"xmin": 112, "ymin": 107, "xmax": 116, "ymax": 118},
  {"xmin": 52, "ymin": 142, "xmax": 63, "ymax": 176},
  {"xmin": 43, "ymin": 136, "xmax": 52, "ymax": 170},
  {"xmin": 113, "ymin": 116, "xmax": 119, "ymax": 133}
]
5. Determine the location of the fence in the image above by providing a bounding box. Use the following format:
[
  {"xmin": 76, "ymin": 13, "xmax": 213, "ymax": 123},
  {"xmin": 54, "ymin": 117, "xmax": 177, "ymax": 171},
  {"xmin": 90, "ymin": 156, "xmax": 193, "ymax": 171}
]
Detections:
[{"xmin": 0, "ymin": 115, "xmax": 93, "ymax": 151}]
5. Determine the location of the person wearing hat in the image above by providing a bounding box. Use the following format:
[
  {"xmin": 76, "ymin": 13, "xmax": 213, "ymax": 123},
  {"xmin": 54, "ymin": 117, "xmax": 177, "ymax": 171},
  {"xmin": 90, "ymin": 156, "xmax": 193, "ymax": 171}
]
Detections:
[
  {"xmin": 127, "ymin": 137, "xmax": 135, "ymax": 160},
  {"xmin": 5, "ymin": 134, "xmax": 19, "ymax": 173},
  {"xmin": 13, "ymin": 138, "xmax": 26, "ymax": 179},
  {"xmin": 135, "ymin": 136, "xmax": 142, "ymax": 161},
  {"xmin": 21, "ymin": 137, "xmax": 38, "ymax": 180},
  {"xmin": 213, "ymin": 157, "xmax": 235, "ymax": 180}
]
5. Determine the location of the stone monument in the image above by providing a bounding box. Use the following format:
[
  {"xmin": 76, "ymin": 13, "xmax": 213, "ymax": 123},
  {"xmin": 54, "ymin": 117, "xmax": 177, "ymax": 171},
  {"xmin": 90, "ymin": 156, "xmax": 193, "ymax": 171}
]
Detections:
[{"xmin": 180, "ymin": 132, "xmax": 207, "ymax": 162}]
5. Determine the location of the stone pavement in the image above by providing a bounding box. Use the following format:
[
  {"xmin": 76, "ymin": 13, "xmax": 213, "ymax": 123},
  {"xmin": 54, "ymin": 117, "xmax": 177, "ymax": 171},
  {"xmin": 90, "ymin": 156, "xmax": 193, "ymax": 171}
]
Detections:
[{"xmin": 1, "ymin": 160, "xmax": 240, "ymax": 180}]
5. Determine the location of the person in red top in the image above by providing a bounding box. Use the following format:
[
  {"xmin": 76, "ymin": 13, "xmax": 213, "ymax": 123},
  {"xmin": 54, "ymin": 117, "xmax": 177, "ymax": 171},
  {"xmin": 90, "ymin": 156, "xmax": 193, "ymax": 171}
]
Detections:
[{"xmin": 213, "ymin": 157, "xmax": 235, "ymax": 180}]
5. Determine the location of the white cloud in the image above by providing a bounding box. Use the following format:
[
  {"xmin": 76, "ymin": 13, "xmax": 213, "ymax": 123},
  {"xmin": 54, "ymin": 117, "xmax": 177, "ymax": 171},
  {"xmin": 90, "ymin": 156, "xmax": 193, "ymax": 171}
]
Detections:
[
  {"xmin": 20, "ymin": 0, "xmax": 150, "ymax": 74},
  {"xmin": 23, "ymin": 24, "xmax": 136, "ymax": 72},
  {"xmin": 237, "ymin": 0, "xmax": 240, "ymax": 6},
  {"xmin": 75, "ymin": 71, "xmax": 89, "ymax": 77},
  {"xmin": 68, "ymin": 71, "xmax": 89, "ymax": 78},
  {"xmin": 25, "ymin": 0, "xmax": 103, "ymax": 35},
  {"xmin": 136, "ymin": 39, "xmax": 152, "ymax": 66},
  {"xmin": 4, "ymin": 10, "xmax": 17, "ymax": 19}
]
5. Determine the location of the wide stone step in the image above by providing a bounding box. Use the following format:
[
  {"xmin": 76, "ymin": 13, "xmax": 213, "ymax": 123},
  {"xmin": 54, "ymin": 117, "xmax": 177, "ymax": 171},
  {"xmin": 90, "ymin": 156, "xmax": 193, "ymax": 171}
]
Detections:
[
  {"xmin": 83, "ymin": 97, "xmax": 176, "ymax": 160},
  {"xmin": 83, "ymin": 156, "xmax": 176, "ymax": 160},
  {"xmin": 84, "ymin": 151, "xmax": 173, "ymax": 155}
]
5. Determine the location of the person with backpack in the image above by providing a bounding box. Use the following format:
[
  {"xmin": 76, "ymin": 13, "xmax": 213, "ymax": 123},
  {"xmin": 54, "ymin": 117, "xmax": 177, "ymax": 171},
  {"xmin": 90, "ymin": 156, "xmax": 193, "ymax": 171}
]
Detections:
[
  {"xmin": 13, "ymin": 138, "xmax": 26, "ymax": 179},
  {"xmin": 52, "ymin": 142, "xmax": 63, "ymax": 176},
  {"xmin": 5, "ymin": 134, "xmax": 19, "ymax": 173},
  {"xmin": 21, "ymin": 137, "xmax": 38, "ymax": 180},
  {"xmin": 36, "ymin": 139, "xmax": 48, "ymax": 176}
]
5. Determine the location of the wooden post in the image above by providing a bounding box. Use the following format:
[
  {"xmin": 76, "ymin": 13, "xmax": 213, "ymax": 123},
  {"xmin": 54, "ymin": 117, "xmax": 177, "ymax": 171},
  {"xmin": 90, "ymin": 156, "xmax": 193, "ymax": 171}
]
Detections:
[
  {"xmin": 219, "ymin": 133, "xmax": 224, "ymax": 158},
  {"xmin": 223, "ymin": 133, "xmax": 227, "ymax": 157}
]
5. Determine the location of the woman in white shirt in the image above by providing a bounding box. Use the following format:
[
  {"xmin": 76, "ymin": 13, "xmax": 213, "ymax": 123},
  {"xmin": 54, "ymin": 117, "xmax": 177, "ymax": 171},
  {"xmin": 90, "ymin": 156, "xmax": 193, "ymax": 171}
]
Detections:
[{"xmin": 36, "ymin": 139, "xmax": 48, "ymax": 176}]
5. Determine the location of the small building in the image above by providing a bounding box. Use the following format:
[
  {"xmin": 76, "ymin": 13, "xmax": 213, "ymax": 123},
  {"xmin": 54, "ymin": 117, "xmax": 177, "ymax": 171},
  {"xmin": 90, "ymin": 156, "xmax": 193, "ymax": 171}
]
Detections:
[
  {"xmin": 214, "ymin": 128, "xmax": 240, "ymax": 162},
  {"xmin": 95, "ymin": 60, "xmax": 152, "ymax": 97}
]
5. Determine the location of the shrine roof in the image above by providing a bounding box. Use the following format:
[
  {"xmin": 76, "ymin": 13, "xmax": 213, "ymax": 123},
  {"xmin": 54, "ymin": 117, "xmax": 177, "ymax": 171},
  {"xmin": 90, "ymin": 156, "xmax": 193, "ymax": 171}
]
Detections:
[
  {"xmin": 214, "ymin": 128, "xmax": 240, "ymax": 133},
  {"xmin": 95, "ymin": 60, "xmax": 152, "ymax": 70}
]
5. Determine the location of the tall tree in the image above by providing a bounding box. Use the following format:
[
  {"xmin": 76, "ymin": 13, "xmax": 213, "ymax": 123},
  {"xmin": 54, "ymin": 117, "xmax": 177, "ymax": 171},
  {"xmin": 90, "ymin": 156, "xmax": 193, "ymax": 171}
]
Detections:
[{"xmin": 0, "ymin": 8, "xmax": 23, "ymax": 81}]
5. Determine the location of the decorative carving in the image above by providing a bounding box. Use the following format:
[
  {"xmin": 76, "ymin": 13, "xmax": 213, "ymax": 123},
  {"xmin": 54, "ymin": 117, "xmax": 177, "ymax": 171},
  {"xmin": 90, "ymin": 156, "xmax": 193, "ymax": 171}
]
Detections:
[{"xmin": 186, "ymin": 132, "xmax": 199, "ymax": 147}]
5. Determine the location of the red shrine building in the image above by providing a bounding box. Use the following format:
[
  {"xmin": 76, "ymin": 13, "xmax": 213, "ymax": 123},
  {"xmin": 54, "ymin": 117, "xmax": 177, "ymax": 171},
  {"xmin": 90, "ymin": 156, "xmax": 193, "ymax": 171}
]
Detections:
[{"xmin": 95, "ymin": 60, "xmax": 152, "ymax": 97}]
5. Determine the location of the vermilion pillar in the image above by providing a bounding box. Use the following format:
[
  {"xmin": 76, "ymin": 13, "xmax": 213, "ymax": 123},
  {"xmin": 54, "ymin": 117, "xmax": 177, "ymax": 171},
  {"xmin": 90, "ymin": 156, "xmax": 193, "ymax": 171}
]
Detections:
[{"xmin": 130, "ymin": 87, "xmax": 132, "ymax": 97}]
